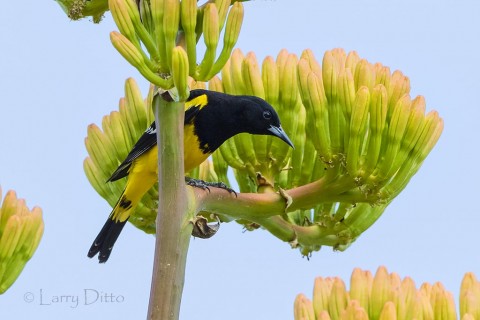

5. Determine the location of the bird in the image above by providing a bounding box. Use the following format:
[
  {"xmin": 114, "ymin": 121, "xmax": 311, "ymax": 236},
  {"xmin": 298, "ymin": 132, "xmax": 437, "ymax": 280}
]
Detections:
[{"xmin": 87, "ymin": 89, "xmax": 294, "ymax": 263}]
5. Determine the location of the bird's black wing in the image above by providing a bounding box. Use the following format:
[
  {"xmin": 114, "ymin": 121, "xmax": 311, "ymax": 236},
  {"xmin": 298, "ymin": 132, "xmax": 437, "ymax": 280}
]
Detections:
[
  {"xmin": 107, "ymin": 90, "xmax": 209, "ymax": 182},
  {"xmin": 107, "ymin": 122, "xmax": 157, "ymax": 182}
]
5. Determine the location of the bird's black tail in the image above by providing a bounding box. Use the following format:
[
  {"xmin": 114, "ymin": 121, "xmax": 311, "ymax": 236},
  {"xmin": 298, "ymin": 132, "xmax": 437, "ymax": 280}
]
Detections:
[{"xmin": 87, "ymin": 217, "xmax": 128, "ymax": 263}]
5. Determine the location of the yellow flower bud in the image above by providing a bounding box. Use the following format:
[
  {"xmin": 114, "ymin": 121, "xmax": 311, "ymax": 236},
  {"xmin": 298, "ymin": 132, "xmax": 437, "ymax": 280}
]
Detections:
[
  {"xmin": 346, "ymin": 86, "xmax": 370, "ymax": 178},
  {"xmin": 370, "ymin": 266, "xmax": 392, "ymax": 320},
  {"xmin": 171, "ymin": 46, "xmax": 190, "ymax": 101},
  {"xmin": 328, "ymin": 278, "xmax": 349, "ymax": 320},
  {"xmin": 313, "ymin": 277, "xmax": 334, "ymax": 316},
  {"xmin": 110, "ymin": 32, "xmax": 171, "ymax": 88},
  {"xmin": 349, "ymin": 268, "xmax": 372, "ymax": 313},
  {"xmin": 180, "ymin": 0, "xmax": 198, "ymax": 73},
  {"xmin": 197, "ymin": 3, "xmax": 220, "ymax": 80},
  {"xmin": 294, "ymin": 294, "xmax": 316, "ymax": 320},
  {"xmin": 109, "ymin": 0, "xmax": 137, "ymax": 43},
  {"xmin": 378, "ymin": 301, "xmax": 397, "ymax": 320},
  {"xmin": 163, "ymin": 0, "xmax": 180, "ymax": 69}
]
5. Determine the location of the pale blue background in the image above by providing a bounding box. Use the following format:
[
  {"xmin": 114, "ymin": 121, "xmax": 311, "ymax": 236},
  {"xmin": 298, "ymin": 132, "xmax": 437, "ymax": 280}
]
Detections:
[{"xmin": 1, "ymin": 0, "xmax": 479, "ymax": 319}]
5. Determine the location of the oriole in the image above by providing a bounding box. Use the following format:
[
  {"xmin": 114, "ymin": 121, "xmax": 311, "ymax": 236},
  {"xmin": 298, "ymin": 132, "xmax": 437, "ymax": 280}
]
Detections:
[{"xmin": 88, "ymin": 89, "xmax": 294, "ymax": 263}]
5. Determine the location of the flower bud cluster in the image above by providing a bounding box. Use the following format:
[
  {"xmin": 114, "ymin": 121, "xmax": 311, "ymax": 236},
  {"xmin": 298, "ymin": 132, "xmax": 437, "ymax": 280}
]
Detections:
[
  {"xmin": 107, "ymin": 0, "xmax": 244, "ymax": 96},
  {"xmin": 0, "ymin": 187, "xmax": 44, "ymax": 293},
  {"xmin": 295, "ymin": 267, "xmax": 476, "ymax": 320}
]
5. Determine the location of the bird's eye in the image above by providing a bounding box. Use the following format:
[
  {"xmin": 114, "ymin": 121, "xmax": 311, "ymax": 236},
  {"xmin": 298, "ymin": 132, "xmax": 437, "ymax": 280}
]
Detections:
[{"xmin": 263, "ymin": 111, "xmax": 272, "ymax": 120}]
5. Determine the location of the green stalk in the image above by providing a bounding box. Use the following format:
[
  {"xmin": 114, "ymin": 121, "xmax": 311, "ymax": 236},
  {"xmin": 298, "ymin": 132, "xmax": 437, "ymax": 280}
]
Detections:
[{"xmin": 147, "ymin": 92, "xmax": 192, "ymax": 320}]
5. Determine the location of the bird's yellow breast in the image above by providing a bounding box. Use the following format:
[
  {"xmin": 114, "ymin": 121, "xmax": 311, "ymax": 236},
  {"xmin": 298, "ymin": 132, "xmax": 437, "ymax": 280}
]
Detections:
[
  {"xmin": 133, "ymin": 123, "xmax": 210, "ymax": 177},
  {"xmin": 184, "ymin": 123, "xmax": 210, "ymax": 172}
]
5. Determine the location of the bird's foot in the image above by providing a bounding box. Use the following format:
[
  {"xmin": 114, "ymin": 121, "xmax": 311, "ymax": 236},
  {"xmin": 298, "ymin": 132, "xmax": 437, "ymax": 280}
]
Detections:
[{"xmin": 185, "ymin": 177, "xmax": 237, "ymax": 196}]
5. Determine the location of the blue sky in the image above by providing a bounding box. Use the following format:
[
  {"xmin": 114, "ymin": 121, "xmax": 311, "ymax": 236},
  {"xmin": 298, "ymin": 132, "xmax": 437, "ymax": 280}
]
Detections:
[{"xmin": 1, "ymin": 0, "xmax": 479, "ymax": 319}]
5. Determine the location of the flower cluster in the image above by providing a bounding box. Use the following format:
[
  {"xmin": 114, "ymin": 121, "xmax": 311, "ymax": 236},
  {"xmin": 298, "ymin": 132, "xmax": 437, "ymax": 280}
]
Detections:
[
  {"xmin": 0, "ymin": 187, "xmax": 44, "ymax": 293},
  {"xmin": 207, "ymin": 48, "xmax": 443, "ymax": 254},
  {"xmin": 295, "ymin": 267, "xmax": 480, "ymax": 320}
]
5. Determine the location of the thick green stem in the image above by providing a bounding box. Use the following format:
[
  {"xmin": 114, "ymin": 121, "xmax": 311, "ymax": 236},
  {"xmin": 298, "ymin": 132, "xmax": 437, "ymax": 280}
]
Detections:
[
  {"xmin": 195, "ymin": 176, "xmax": 364, "ymax": 221},
  {"xmin": 147, "ymin": 92, "xmax": 192, "ymax": 320}
]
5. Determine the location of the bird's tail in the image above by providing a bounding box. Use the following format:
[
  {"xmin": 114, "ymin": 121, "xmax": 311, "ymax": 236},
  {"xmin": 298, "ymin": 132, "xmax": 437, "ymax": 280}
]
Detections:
[{"xmin": 87, "ymin": 215, "xmax": 128, "ymax": 263}]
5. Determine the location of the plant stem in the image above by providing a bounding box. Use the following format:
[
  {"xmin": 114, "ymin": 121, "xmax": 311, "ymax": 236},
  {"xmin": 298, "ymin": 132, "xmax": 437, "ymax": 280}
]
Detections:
[{"xmin": 147, "ymin": 92, "xmax": 192, "ymax": 320}]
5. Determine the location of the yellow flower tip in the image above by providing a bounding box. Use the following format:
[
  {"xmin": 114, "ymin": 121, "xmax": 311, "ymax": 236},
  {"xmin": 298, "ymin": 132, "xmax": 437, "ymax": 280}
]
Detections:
[
  {"xmin": 378, "ymin": 301, "xmax": 397, "ymax": 320},
  {"xmin": 243, "ymin": 52, "xmax": 265, "ymax": 98},
  {"xmin": 203, "ymin": 3, "xmax": 220, "ymax": 48},
  {"xmin": 317, "ymin": 310, "xmax": 332, "ymax": 320},
  {"xmin": 328, "ymin": 277, "xmax": 349, "ymax": 319},
  {"xmin": 171, "ymin": 46, "xmax": 190, "ymax": 101},
  {"xmin": 224, "ymin": 1, "xmax": 244, "ymax": 47},
  {"xmin": 349, "ymin": 268, "xmax": 373, "ymax": 313},
  {"xmin": 109, "ymin": 0, "xmax": 135, "ymax": 40},
  {"xmin": 0, "ymin": 188, "xmax": 44, "ymax": 294},
  {"xmin": 181, "ymin": 0, "xmax": 197, "ymax": 32},
  {"xmin": 294, "ymin": 294, "xmax": 315, "ymax": 320},
  {"xmin": 340, "ymin": 300, "xmax": 368, "ymax": 320}
]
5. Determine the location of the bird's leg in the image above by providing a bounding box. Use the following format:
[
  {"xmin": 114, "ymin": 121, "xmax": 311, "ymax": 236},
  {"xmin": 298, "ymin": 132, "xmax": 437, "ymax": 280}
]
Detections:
[{"xmin": 184, "ymin": 177, "xmax": 237, "ymax": 196}]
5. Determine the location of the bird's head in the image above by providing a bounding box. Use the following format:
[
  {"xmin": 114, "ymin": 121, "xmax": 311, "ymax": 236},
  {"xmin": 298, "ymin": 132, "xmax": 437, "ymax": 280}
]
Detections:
[{"xmin": 234, "ymin": 95, "xmax": 294, "ymax": 148}]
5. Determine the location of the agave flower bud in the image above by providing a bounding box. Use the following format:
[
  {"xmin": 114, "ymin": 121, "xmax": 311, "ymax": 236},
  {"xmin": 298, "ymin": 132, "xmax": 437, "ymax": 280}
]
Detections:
[
  {"xmin": 211, "ymin": 151, "xmax": 231, "ymax": 187},
  {"xmin": 197, "ymin": 160, "xmax": 219, "ymax": 183},
  {"xmin": 243, "ymin": 53, "xmax": 268, "ymax": 165},
  {"xmin": 229, "ymin": 48, "xmax": 248, "ymax": 92},
  {"xmin": 340, "ymin": 300, "xmax": 369, "ymax": 320},
  {"xmin": 328, "ymin": 278, "xmax": 349, "ymax": 320},
  {"xmin": 150, "ymin": 0, "xmax": 167, "ymax": 65},
  {"xmin": 0, "ymin": 188, "xmax": 44, "ymax": 294},
  {"xmin": 363, "ymin": 84, "xmax": 388, "ymax": 178},
  {"xmin": 349, "ymin": 268, "xmax": 372, "ymax": 313},
  {"xmin": 109, "ymin": 0, "xmax": 137, "ymax": 44},
  {"xmin": 429, "ymin": 282, "xmax": 456, "ymax": 320},
  {"xmin": 373, "ymin": 94, "xmax": 412, "ymax": 181},
  {"xmin": 312, "ymin": 277, "xmax": 334, "ymax": 316},
  {"xmin": 262, "ymin": 56, "xmax": 280, "ymax": 105},
  {"xmin": 460, "ymin": 273, "xmax": 480, "ymax": 319},
  {"xmin": 378, "ymin": 301, "xmax": 397, "ymax": 320},
  {"xmin": 171, "ymin": 46, "xmax": 190, "ymax": 101},
  {"xmin": 55, "ymin": 0, "xmax": 108, "ymax": 23},
  {"xmin": 346, "ymin": 86, "xmax": 370, "ymax": 178},
  {"xmin": 208, "ymin": 1, "xmax": 244, "ymax": 79},
  {"xmin": 401, "ymin": 277, "xmax": 421, "ymax": 320},
  {"xmin": 269, "ymin": 53, "xmax": 298, "ymax": 172},
  {"xmin": 215, "ymin": 0, "xmax": 231, "ymax": 29},
  {"xmin": 294, "ymin": 294, "xmax": 316, "ymax": 320},
  {"xmin": 110, "ymin": 32, "xmax": 171, "ymax": 88},
  {"xmin": 197, "ymin": 4, "xmax": 220, "ymax": 80},
  {"xmin": 181, "ymin": 0, "xmax": 198, "ymax": 73},
  {"xmin": 124, "ymin": 0, "xmax": 158, "ymax": 60},
  {"xmin": 163, "ymin": 0, "xmax": 180, "ymax": 70},
  {"xmin": 298, "ymin": 54, "xmax": 331, "ymax": 162},
  {"xmin": 139, "ymin": 0, "xmax": 154, "ymax": 34},
  {"xmin": 370, "ymin": 266, "xmax": 392, "ymax": 320}
]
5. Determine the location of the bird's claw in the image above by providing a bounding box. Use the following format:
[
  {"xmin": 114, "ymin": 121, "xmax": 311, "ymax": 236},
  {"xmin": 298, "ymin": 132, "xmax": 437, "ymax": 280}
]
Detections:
[{"xmin": 185, "ymin": 177, "xmax": 237, "ymax": 196}]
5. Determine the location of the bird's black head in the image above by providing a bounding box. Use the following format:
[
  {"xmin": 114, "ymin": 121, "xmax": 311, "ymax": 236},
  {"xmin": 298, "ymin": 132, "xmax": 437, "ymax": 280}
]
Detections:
[
  {"xmin": 232, "ymin": 95, "xmax": 294, "ymax": 148},
  {"xmin": 190, "ymin": 90, "xmax": 294, "ymax": 152}
]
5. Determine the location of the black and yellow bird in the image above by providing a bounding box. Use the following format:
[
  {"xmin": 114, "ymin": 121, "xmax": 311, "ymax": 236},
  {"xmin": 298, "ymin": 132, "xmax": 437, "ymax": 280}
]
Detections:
[{"xmin": 88, "ymin": 89, "xmax": 294, "ymax": 263}]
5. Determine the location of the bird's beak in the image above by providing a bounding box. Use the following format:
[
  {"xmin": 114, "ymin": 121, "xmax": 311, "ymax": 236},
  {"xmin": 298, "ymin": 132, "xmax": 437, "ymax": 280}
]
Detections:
[{"xmin": 267, "ymin": 125, "xmax": 295, "ymax": 148}]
